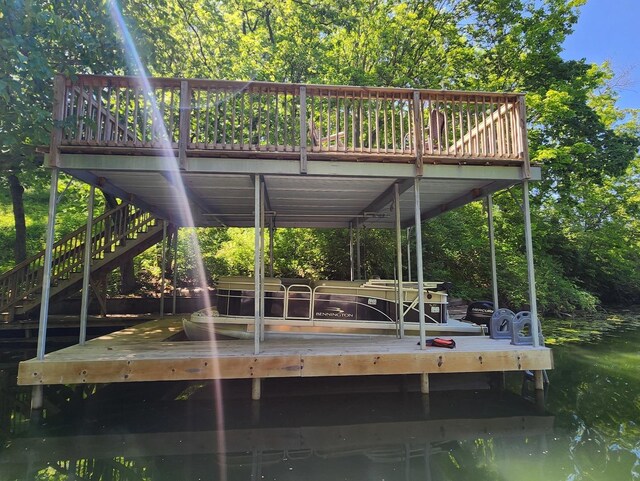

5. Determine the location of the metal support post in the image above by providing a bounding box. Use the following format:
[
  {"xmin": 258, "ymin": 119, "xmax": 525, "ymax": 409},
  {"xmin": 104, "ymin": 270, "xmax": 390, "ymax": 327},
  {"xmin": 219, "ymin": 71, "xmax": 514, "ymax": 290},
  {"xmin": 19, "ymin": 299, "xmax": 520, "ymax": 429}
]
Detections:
[
  {"xmin": 172, "ymin": 227, "xmax": 179, "ymax": 314},
  {"xmin": 260, "ymin": 181, "xmax": 266, "ymax": 341},
  {"xmin": 394, "ymin": 184, "xmax": 405, "ymax": 337},
  {"xmin": 254, "ymin": 176, "xmax": 261, "ymax": 355},
  {"xmin": 413, "ymin": 178, "xmax": 426, "ymax": 349},
  {"xmin": 356, "ymin": 220, "xmax": 361, "ymax": 280},
  {"xmin": 268, "ymin": 220, "xmax": 274, "ymax": 278},
  {"xmin": 159, "ymin": 220, "xmax": 167, "ymax": 318},
  {"xmin": 36, "ymin": 168, "xmax": 60, "ymax": 361},
  {"xmin": 522, "ymin": 180, "xmax": 541, "ymax": 348},
  {"xmin": 407, "ymin": 227, "xmax": 412, "ymax": 282},
  {"xmin": 487, "ymin": 195, "xmax": 499, "ymax": 310},
  {"xmin": 79, "ymin": 185, "xmax": 95, "ymax": 345},
  {"xmin": 349, "ymin": 222, "xmax": 354, "ymax": 281}
]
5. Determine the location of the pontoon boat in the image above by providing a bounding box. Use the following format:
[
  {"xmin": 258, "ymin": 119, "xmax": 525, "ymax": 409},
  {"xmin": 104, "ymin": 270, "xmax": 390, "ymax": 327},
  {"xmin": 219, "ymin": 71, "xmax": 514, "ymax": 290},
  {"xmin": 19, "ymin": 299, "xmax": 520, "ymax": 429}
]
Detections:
[{"xmin": 183, "ymin": 276, "xmax": 485, "ymax": 340}]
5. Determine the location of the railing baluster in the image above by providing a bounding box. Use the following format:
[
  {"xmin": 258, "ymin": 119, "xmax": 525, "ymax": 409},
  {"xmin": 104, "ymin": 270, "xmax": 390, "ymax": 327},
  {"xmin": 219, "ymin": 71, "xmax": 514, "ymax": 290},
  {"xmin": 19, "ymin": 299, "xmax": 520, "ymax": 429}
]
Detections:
[
  {"xmin": 213, "ymin": 89, "xmax": 219, "ymax": 148},
  {"xmin": 222, "ymin": 89, "xmax": 228, "ymax": 147},
  {"xmin": 257, "ymin": 88, "xmax": 262, "ymax": 149},
  {"xmin": 382, "ymin": 96, "xmax": 388, "ymax": 153},
  {"xmin": 231, "ymin": 90, "xmax": 237, "ymax": 148},
  {"xmin": 293, "ymin": 89, "xmax": 298, "ymax": 152},
  {"xmin": 96, "ymin": 86, "xmax": 104, "ymax": 143},
  {"xmin": 465, "ymin": 99, "xmax": 472, "ymax": 156},
  {"xmin": 343, "ymin": 90, "xmax": 348, "ymax": 153},
  {"xmin": 375, "ymin": 93, "xmax": 380, "ymax": 153},
  {"xmin": 361, "ymin": 92, "xmax": 366, "ymax": 153},
  {"xmin": 473, "ymin": 97, "xmax": 480, "ymax": 157},
  {"xmin": 400, "ymin": 96, "xmax": 405, "ymax": 153}
]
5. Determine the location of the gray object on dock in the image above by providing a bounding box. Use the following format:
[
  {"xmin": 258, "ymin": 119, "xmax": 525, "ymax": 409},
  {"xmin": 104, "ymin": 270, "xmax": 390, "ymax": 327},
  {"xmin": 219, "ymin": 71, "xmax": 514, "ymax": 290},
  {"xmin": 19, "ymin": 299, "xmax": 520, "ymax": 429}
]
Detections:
[{"xmin": 490, "ymin": 308, "xmax": 515, "ymax": 339}]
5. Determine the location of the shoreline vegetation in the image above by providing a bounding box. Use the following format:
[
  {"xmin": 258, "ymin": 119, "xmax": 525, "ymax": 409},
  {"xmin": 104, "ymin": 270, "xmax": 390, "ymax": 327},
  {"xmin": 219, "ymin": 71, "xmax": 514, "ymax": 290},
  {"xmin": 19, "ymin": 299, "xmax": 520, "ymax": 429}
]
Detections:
[{"xmin": 1, "ymin": 0, "xmax": 639, "ymax": 317}]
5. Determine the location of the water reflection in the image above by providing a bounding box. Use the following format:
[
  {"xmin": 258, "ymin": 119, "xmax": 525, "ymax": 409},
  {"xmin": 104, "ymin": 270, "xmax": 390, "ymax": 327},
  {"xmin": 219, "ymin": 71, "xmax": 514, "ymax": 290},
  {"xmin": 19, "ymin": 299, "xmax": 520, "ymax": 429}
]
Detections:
[
  {"xmin": 2, "ymin": 372, "xmax": 553, "ymax": 481},
  {"xmin": 1, "ymin": 316, "xmax": 639, "ymax": 481}
]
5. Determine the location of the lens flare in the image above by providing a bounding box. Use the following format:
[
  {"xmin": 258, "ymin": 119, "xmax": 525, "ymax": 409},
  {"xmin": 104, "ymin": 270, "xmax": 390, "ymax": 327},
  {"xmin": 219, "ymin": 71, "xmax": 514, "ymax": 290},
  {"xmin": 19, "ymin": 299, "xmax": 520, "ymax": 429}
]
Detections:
[{"xmin": 107, "ymin": 1, "xmax": 230, "ymax": 478}]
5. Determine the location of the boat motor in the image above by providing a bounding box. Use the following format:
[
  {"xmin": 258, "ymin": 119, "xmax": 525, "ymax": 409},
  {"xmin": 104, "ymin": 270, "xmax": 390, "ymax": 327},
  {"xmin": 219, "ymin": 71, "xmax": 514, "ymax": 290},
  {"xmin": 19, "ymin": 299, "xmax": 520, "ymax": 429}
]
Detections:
[{"xmin": 463, "ymin": 301, "xmax": 494, "ymax": 326}]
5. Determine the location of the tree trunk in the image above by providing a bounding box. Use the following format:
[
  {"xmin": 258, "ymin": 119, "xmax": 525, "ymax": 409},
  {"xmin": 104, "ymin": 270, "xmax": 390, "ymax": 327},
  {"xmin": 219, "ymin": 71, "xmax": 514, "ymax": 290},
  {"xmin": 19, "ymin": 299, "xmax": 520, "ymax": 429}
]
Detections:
[
  {"xmin": 120, "ymin": 258, "xmax": 138, "ymax": 294},
  {"xmin": 8, "ymin": 173, "xmax": 27, "ymax": 263},
  {"xmin": 101, "ymin": 191, "xmax": 137, "ymax": 294}
]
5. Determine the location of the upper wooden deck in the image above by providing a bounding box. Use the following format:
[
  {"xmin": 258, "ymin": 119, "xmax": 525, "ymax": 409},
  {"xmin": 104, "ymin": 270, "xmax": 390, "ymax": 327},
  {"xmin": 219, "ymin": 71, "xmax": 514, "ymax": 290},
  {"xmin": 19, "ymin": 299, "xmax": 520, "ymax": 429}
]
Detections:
[
  {"xmin": 51, "ymin": 75, "xmax": 529, "ymax": 167},
  {"xmin": 48, "ymin": 75, "xmax": 535, "ymax": 228}
]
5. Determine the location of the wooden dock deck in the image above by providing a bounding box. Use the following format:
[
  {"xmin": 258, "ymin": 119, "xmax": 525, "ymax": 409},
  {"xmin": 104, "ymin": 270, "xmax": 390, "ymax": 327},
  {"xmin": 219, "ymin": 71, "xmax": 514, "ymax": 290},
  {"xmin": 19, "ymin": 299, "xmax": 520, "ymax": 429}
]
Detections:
[{"xmin": 17, "ymin": 317, "xmax": 553, "ymax": 386}]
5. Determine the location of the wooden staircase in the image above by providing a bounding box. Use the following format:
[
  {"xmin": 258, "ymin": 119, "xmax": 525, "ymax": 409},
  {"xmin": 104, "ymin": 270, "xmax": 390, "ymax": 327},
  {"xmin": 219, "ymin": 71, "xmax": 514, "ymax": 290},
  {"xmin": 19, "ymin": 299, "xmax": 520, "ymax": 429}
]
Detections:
[{"xmin": 0, "ymin": 203, "xmax": 165, "ymax": 319}]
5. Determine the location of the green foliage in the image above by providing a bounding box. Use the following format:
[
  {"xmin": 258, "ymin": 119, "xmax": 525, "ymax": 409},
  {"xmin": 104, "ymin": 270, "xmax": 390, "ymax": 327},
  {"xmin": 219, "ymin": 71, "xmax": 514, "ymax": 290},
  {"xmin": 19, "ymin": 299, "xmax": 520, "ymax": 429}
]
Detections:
[{"xmin": 0, "ymin": 0, "xmax": 638, "ymax": 314}]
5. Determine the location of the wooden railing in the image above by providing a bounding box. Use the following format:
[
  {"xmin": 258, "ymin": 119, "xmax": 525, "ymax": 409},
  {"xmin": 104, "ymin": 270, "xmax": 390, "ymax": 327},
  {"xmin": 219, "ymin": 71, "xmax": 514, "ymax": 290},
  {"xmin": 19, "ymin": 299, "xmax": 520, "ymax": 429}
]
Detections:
[
  {"xmin": 51, "ymin": 75, "xmax": 529, "ymax": 168},
  {"xmin": 0, "ymin": 203, "xmax": 158, "ymax": 314}
]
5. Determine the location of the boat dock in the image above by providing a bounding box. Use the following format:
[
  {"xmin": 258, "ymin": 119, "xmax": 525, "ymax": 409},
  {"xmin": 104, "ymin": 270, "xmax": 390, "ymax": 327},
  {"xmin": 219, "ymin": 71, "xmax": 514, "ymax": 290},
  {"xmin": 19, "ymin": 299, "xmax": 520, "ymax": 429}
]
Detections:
[
  {"xmin": 5, "ymin": 74, "xmax": 552, "ymax": 404},
  {"xmin": 17, "ymin": 317, "xmax": 552, "ymax": 389}
]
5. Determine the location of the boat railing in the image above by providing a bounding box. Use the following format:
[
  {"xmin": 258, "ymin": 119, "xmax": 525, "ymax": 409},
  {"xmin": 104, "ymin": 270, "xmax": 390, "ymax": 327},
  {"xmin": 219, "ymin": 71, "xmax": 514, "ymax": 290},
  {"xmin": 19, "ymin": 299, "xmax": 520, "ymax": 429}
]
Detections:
[
  {"xmin": 214, "ymin": 277, "xmax": 446, "ymax": 324},
  {"xmin": 284, "ymin": 284, "xmax": 312, "ymax": 320},
  {"xmin": 215, "ymin": 278, "xmax": 287, "ymax": 320}
]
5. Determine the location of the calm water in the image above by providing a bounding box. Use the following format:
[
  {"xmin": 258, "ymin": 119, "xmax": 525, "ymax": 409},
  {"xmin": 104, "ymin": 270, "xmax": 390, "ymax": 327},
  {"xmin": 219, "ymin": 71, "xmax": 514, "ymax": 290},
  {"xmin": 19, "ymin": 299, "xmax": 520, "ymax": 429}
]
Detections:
[{"xmin": 1, "ymin": 314, "xmax": 638, "ymax": 481}]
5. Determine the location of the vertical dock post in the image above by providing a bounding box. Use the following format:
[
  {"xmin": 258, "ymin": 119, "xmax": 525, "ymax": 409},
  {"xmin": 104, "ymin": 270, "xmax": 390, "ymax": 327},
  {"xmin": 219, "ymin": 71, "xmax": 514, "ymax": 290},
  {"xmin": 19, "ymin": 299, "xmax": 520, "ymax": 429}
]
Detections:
[
  {"xmin": 413, "ymin": 178, "xmax": 426, "ymax": 350},
  {"xmin": 394, "ymin": 184, "xmax": 405, "ymax": 337},
  {"xmin": 487, "ymin": 195, "xmax": 499, "ymax": 310},
  {"xmin": 254, "ymin": 176, "xmax": 262, "ymax": 355},
  {"xmin": 79, "ymin": 185, "xmax": 95, "ymax": 345},
  {"xmin": 260, "ymin": 180, "xmax": 266, "ymax": 341},
  {"xmin": 522, "ymin": 180, "xmax": 540, "ymax": 349},
  {"xmin": 269, "ymin": 220, "xmax": 274, "ymax": 278},
  {"xmin": 33, "ymin": 167, "xmax": 60, "ymax": 410},
  {"xmin": 407, "ymin": 227, "xmax": 412, "ymax": 282},
  {"xmin": 356, "ymin": 220, "xmax": 361, "ymax": 279},
  {"xmin": 159, "ymin": 220, "xmax": 167, "ymax": 318},
  {"xmin": 172, "ymin": 227, "xmax": 178, "ymax": 314},
  {"xmin": 349, "ymin": 222, "xmax": 354, "ymax": 281},
  {"xmin": 252, "ymin": 378, "xmax": 261, "ymax": 401},
  {"xmin": 420, "ymin": 373, "xmax": 430, "ymax": 394}
]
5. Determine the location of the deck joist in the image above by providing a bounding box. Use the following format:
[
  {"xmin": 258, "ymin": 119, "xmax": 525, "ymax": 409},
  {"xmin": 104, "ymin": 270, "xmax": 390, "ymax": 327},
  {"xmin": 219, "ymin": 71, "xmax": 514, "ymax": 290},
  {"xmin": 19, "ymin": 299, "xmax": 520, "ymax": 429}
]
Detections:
[{"xmin": 17, "ymin": 317, "xmax": 553, "ymax": 386}]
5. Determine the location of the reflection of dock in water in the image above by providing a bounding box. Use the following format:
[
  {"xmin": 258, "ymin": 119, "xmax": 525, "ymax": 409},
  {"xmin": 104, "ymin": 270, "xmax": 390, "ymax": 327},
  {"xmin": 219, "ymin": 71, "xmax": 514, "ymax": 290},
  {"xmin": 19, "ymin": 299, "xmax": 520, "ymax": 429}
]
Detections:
[
  {"xmin": 2, "ymin": 415, "xmax": 553, "ymax": 461},
  {"xmin": 1, "ymin": 382, "xmax": 554, "ymax": 480}
]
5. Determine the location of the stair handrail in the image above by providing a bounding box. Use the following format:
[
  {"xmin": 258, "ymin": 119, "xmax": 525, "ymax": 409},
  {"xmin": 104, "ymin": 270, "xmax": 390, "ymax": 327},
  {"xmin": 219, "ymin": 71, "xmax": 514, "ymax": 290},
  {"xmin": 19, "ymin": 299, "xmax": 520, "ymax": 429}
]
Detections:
[
  {"xmin": 0, "ymin": 202, "xmax": 158, "ymax": 312},
  {"xmin": 0, "ymin": 203, "xmax": 129, "ymax": 281}
]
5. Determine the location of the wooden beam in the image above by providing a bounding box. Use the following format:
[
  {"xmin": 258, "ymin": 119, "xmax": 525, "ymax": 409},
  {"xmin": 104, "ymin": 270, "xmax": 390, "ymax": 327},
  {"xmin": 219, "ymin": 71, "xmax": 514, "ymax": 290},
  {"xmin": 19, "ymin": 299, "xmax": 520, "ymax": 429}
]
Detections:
[{"xmin": 349, "ymin": 178, "xmax": 413, "ymax": 227}]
